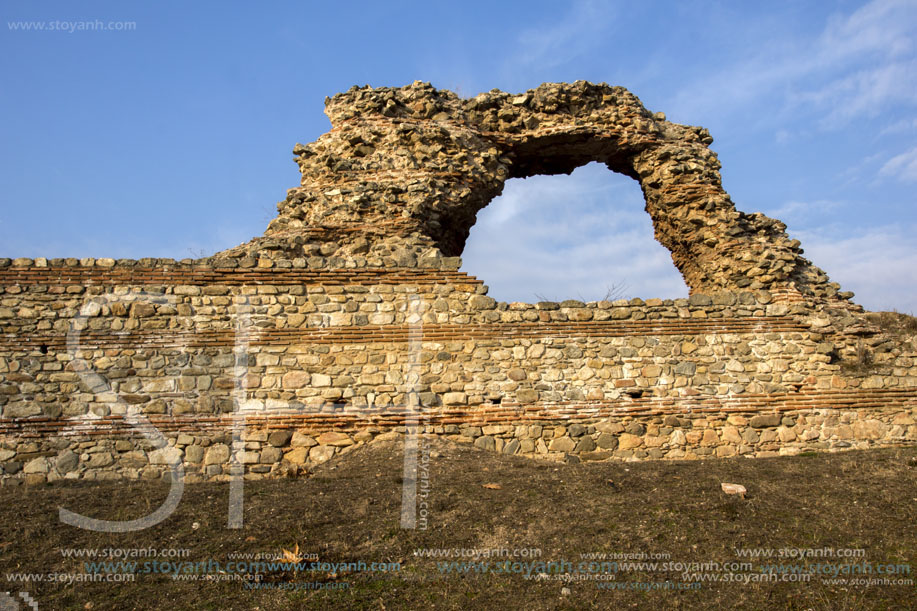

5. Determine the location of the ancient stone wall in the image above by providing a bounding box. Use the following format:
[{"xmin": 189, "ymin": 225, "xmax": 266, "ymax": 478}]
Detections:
[{"xmin": 1, "ymin": 82, "xmax": 915, "ymax": 484}]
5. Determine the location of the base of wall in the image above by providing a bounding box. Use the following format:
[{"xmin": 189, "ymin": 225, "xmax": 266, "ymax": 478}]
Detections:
[{"xmin": 3, "ymin": 404, "xmax": 915, "ymax": 485}]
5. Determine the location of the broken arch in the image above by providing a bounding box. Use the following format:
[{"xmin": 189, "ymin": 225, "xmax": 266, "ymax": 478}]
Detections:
[{"xmin": 230, "ymin": 81, "xmax": 847, "ymax": 301}]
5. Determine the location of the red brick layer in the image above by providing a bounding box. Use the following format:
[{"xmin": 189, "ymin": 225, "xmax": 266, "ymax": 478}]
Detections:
[
  {"xmin": 2, "ymin": 388, "xmax": 914, "ymax": 438},
  {"xmin": 0, "ymin": 316, "xmax": 810, "ymax": 351},
  {"xmin": 0, "ymin": 267, "xmax": 482, "ymax": 287}
]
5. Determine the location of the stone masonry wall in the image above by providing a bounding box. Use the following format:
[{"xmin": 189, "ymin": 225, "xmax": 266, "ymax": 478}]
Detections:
[
  {"xmin": 2, "ymin": 82, "xmax": 916, "ymax": 484},
  {"xmin": 1, "ymin": 259, "xmax": 915, "ymax": 484}
]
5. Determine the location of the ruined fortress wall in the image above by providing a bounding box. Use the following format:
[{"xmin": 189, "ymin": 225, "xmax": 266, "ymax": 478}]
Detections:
[
  {"xmin": 2, "ymin": 82, "xmax": 916, "ymax": 484},
  {"xmin": 1, "ymin": 258, "xmax": 915, "ymax": 484}
]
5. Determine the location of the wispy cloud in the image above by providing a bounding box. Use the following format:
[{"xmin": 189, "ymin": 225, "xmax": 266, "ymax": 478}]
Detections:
[
  {"xmin": 879, "ymin": 147, "xmax": 917, "ymax": 182},
  {"xmin": 775, "ymin": 129, "xmax": 792, "ymax": 144},
  {"xmin": 669, "ymin": 0, "xmax": 917, "ymax": 129},
  {"xmin": 794, "ymin": 59, "xmax": 917, "ymax": 128},
  {"xmin": 768, "ymin": 199, "xmax": 844, "ymax": 224},
  {"xmin": 816, "ymin": 0, "xmax": 915, "ymax": 63},
  {"xmin": 879, "ymin": 117, "xmax": 917, "ymax": 136},
  {"xmin": 509, "ymin": 0, "xmax": 614, "ymax": 70},
  {"xmin": 797, "ymin": 223, "xmax": 917, "ymax": 313}
]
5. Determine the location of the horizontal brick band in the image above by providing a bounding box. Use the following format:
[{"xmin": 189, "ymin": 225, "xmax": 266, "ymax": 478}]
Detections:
[
  {"xmin": 0, "ymin": 316, "xmax": 810, "ymax": 351},
  {"xmin": 0, "ymin": 266, "xmax": 482, "ymax": 287},
  {"xmin": 2, "ymin": 388, "xmax": 914, "ymax": 438}
]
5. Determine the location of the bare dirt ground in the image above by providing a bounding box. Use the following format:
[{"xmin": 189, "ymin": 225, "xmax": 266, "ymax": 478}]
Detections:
[{"xmin": 1, "ymin": 441, "xmax": 915, "ymax": 610}]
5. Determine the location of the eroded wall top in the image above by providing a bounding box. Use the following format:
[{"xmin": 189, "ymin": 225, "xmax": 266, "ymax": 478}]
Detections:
[{"xmin": 218, "ymin": 81, "xmax": 850, "ymax": 302}]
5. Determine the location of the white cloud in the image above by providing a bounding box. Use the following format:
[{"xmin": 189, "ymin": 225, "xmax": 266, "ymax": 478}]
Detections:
[
  {"xmin": 879, "ymin": 117, "xmax": 917, "ymax": 135},
  {"xmin": 461, "ymin": 163, "xmax": 688, "ymax": 303},
  {"xmin": 761, "ymin": 199, "xmax": 916, "ymax": 312},
  {"xmin": 509, "ymin": 0, "xmax": 613, "ymax": 70},
  {"xmin": 766, "ymin": 199, "xmax": 844, "ymax": 227},
  {"xmin": 817, "ymin": 0, "xmax": 915, "ymax": 63},
  {"xmin": 879, "ymin": 147, "xmax": 917, "ymax": 182},
  {"xmin": 795, "ymin": 60, "xmax": 917, "ymax": 127},
  {"xmin": 669, "ymin": 0, "xmax": 917, "ymax": 129},
  {"xmin": 796, "ymin": 224, "xmax": 917, "ymax": 313}
]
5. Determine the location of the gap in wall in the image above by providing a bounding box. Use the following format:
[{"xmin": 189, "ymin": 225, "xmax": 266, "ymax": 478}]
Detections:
[{"xmin": 460, "ymin": 162, "xmax": 690, "ymax": 303}]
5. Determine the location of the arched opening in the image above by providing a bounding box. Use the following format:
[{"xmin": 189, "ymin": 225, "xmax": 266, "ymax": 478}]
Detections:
[
  {"xmin": 460, "ymin": 162, "xmax": 690, "ymax": 303},
  {"xmin": 261, "ymin": 82, "xmax": 835, "ymax": 300}
]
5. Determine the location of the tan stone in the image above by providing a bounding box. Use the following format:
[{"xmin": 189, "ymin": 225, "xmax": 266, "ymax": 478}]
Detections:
[
  {"xmin": 282, "ymin": 371, "xmax": 311, "ymax": 389},
  {"xmin": 204, "ymin": 444, "xmax": 230, "ymax": 465},
  {"xmin": 87, "ymin": 452, "xmax": 115, "ymax": 468},
  {"xmin": 834, "ymin": 424, "xmax": 853, "ymax": 439},
  {"xmin": 240, "ymin": 451, "xmax": 260, "ymax": 464},
  {"xmin": 700, "ymin": 429, "xmax": 719, "ymax": 446},
  {"xmin": 290, "ymin": 432, "xmax": 318, "ymax": 448},
  {"xmin": 309, "ymin": 445, "xmax": 335, "ymax": 464},
  {"xmin": 311, "ymin": 374, "xmax": 331, "ymax": 387},
  {"xmin": 853, "ymin": 420, "xmax": 887, "ymax": 440},
  {"xmin": 595, "ymin": 421, "xmax": 624, "ymax": 434},
  {"xmin": 443, "ymin": 392, "xmax": 467, "ymax": 405},
  {"xmin": 185, "ymin": 446, "xmax": 204, "ymax": 463},
  {"xmin": 285, "ymin": 447, "xmax": 310, "ymax": 464},
  {"xmin": 721, "ymin": 426, "xmax": 742, "ymax": 444},
  {"xmin": 24, "ymin": 457, "xmax": 49, "ymax": 474},
  {"xmin": 618, "ymin": 433, "xmax": 643, "ymax": 450},
  {"xmin": 316, "ymin": 432, "xmax": 353, "ymax": 447},
  {"xmin": 548, "ymin": 437, "xmax": 576, "ymax": 453},
  {"xmin": 148, "ymin": 447, "xmax": 181, "ymax": 465},
  {"xmin": 800, "ymin": 428, "xmax": 821, "ymax": 441},
  {"xmin": 750, "ymin": 414, "xmax": 781, "ymax": 428}
]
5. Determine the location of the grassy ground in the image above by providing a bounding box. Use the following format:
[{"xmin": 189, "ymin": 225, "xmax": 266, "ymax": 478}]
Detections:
[{"xmin": 1, "ymin": 440, "xmax": 915, "ymax": 610}]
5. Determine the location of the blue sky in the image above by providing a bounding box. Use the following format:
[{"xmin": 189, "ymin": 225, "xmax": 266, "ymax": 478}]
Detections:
[{"xmin": 1, "ymin": 0, "xmax": 915, "ymax": 312}]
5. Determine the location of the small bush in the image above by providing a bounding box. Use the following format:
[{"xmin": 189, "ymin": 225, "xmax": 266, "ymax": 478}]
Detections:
[{"xmin": 867, "ymin": 310, "xmax": 917, "ymax": 335}]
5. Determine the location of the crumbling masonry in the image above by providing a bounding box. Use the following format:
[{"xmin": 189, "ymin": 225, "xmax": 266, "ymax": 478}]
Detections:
[{"xmin": 1, "ymin": 81, "xmax": 915, "ymax": 484}]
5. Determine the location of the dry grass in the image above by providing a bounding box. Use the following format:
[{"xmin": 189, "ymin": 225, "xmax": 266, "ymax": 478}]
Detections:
[
  {"xmin": 866, "ymin": 310, "xmax": 917, "ymax": 336},
  {"xmin": 1, "ymin": 441, "xmax": 915, "ymax": 610}
]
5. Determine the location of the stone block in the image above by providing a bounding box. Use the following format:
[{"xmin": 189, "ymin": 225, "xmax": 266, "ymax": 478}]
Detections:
[
  {"xmin": 443, "ymin": 392, "xmax": 466, "ymax": 405},
  {"xmin": 204, "ymin": 444, "xmax": 230, "ymax": 465},
  {"xmin": 316, "ymin": 432, "xmax": 353, "ymax": 447},
  {"xmin": 749, "ymin": 415, "xmax": 781, "ymax": 428},
  {"xmin": 309, "ymin": 446, "xmax": 335, "ymax": 464},
  {"xmin": 548, "ymin": 437, "xmax": 575, "ymax": 453}
]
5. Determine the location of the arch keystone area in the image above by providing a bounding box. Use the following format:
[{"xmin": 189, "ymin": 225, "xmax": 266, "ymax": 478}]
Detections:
[{"xmin": 220, "ymin": 81, "xmax": 850, "ymax": 302}]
